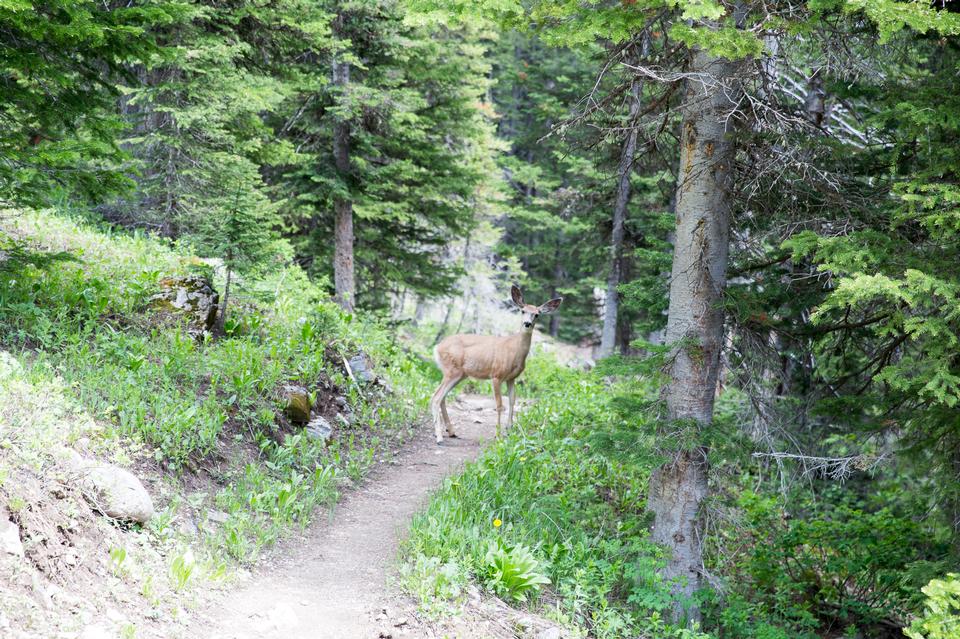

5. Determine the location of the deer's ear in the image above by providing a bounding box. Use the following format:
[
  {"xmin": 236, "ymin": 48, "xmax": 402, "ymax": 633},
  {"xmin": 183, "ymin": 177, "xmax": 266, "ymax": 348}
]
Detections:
[
  {"xmin": 510, "ymin": 285, "xmax": 524, "ymax": 308},
  {"xmin": 539, "ymin": 297, "xmax": 563, "ymax": 314}
]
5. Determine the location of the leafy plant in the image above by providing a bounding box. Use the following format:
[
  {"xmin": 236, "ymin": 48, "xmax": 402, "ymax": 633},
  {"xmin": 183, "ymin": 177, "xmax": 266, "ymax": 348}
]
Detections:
[
  {"xmin": 481, "ymin": 539, "xmax": 550, "ymax": 602},
  {"xmin": 906, "ymin": 574, "xmax": 960, "ymax": 639},
  {"xmin": 169, "ymin": 549, "xmax": 195, "ymax": 592}
]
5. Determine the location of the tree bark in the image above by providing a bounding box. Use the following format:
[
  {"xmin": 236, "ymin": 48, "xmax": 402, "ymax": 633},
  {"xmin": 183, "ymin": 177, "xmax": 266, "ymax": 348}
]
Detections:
[
  {"xmin": 550, "ymin": 242, "xmax": 563, "ymax": 338},
  {"xmin": 647, "ymin": 47, "xmax": 741, "ymax": 623},
  {"xmin": 599, "ymin": 60, "xmax": 644, "ymax": 358},
  {"xmin": 331, "ymin": 15, "xmax": 355, "ymax": 312}
]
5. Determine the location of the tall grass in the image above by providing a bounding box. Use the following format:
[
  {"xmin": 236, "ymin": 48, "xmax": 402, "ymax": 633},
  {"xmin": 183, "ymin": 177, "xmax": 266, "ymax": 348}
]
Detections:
[{"xmin": 400, "ymin": 355, "xmax": 707, "ymax": 638}]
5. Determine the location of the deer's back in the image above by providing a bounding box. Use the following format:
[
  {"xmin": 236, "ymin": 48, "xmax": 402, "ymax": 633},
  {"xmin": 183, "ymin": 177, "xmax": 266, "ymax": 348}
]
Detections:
[{"xmin": 435, "ymin": 333, "xmax": 527, "ymax": 381}]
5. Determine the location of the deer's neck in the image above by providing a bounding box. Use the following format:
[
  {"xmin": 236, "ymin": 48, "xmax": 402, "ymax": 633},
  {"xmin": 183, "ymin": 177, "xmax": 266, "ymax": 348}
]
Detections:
[{"xmin": 512, "ymin": 330, "xmax": 533, "ymax": 361}]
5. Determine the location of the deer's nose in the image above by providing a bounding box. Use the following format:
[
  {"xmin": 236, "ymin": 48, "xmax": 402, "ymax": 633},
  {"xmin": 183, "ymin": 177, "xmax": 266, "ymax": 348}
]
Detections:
[{"xmin": 523, "ymin": 321, "xmax": 532, "ymax": 328}]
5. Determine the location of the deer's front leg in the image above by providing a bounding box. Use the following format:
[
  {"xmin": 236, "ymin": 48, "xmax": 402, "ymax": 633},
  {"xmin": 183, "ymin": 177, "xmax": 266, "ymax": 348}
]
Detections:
[
  {"xmin": 492, "ymin": 378, "xmax": 503, "ymax": 437},
  {"xmin": 506, "ymin": 379, "xmax": 516, "ymax": 430}
]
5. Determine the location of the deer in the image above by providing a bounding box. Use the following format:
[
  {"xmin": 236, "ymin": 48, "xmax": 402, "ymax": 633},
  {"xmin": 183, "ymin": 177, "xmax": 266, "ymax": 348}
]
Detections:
[{"xmin": 430, "ymin": 285, "xmax": 563, "ymax": 444}]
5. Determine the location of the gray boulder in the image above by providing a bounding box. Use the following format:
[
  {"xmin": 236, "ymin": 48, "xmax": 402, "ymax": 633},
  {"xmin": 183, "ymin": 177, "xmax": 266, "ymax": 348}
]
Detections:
[
  {"xmin": 347, "ymin": 354, "xmax": 375, "ymax": 384},
  {"xmin": 148, "ymin": 275, "xmax": 219, "ymax": 333},
  {"xmin": 68, "ymin": 455, "xmax": 154, "ymax": 523},
  {"xmin": 305, "ymin": 416, "xmax": 332, "ymax": 441}
]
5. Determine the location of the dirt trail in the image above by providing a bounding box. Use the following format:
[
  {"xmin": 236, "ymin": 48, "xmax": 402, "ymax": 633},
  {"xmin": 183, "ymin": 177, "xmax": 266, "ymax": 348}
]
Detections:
[{"xmin": 202, "ymin": 393, "xmax": 499, "ymax": 639}]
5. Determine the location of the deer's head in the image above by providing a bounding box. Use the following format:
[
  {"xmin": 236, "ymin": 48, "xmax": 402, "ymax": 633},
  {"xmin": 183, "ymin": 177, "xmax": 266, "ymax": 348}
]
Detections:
[{"xmin": 511, "ymin": 285, "xmax": 563, "ymax": 332}]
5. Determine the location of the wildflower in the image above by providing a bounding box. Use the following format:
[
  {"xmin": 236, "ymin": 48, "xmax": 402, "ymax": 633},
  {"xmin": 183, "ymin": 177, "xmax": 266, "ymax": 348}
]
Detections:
[{"xmin": 493, "ymin": 518, "xmax": 502, "ymax": 528}]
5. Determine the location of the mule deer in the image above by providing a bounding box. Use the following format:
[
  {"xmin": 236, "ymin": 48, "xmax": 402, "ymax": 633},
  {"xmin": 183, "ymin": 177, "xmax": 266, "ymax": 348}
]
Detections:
[{"xmin": 430, "ymin": 285, "xmax": 562, "ymax": 444}]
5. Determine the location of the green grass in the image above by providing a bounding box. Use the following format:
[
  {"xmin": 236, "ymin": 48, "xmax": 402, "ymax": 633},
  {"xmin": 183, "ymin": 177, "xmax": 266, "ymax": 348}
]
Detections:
[
  {"xmin": 0, "ymin": 207, "xmax": 432, "ymax": 563},
  {"xmin": 400, "ymin": 355, "xmax": 708, "ymax": 638},
  {"xmin": 402, "ymin": 352, "xmax": 957, "ymax": 639}
]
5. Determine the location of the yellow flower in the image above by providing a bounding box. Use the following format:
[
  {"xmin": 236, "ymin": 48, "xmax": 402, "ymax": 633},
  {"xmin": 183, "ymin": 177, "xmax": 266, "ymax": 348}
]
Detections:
[
  {"xmin": 493, "ymin": 518, "xmax": 502, "ymax": 528},
  {"xmin": 519, "ymin": 456, "xmax": 527, "ymax": 462}
]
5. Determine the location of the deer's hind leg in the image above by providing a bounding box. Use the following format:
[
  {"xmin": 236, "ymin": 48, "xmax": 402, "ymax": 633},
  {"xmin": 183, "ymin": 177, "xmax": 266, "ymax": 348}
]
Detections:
[
  {"xmin": 431, "ymin": 373, "xmax": 462, "ymax": 444},
  {"xmin": 440, "ymin": 377, "xmax": 462, "ymax": 438}
]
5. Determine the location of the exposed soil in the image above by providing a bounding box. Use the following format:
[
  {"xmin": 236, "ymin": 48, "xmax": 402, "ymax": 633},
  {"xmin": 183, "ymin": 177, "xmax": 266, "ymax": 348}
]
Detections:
[{"xmin": 198, "ymin": 393, "xmax": 555, "ymax": 639}]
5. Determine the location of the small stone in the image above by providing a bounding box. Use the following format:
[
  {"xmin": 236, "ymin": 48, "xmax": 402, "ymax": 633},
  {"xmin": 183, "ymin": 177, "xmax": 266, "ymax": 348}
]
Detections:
[
  {"xmin": 335, "ymin": 412, "xmax": 354, "ymax": 428},
  {"xmin": 148, "ymin": 275, "xmax": 219, "ymax": 333},
  {"xmin": 282, "ymin": 385, "xmax": 312, "ymax": 424},
  {"xmin": 378, "ymin": 631, "xmax": 393, "ymax": 639},
  {"xmin": 207, "ymin": 509, "xmax": 230, "ymax": 524},
  {"xmin": 305, "ymin": 416, "xmax": 332, "ymax": 441},
  {"xmin": 348, "ymin": 354, "xmax": 375, "ymax": 384},
  {"xmin": 394, "ymin": 617, "xmax": 408, "ymax": 627},
  {"xmin": 0, "ymin": 611, "xmax": 8, "ymax": 629},
  {"xmin": 537, "ymin": 628, "xmax": 561, "ymax": 639},
  {"xmin": 0, "ymin": 512, "xmax": 24, "ymax": 557}
]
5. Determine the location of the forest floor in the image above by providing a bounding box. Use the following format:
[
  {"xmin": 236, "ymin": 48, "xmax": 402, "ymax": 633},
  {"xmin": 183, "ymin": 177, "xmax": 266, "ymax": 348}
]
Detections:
[{"xmin": 198, "ymin": 393, "xmax": 562, "ymax": 639}]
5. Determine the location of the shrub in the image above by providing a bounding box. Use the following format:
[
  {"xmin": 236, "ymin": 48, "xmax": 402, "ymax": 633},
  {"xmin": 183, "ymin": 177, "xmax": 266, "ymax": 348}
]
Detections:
[{"xmin": 906, "ymin": 574, "xmax": 960, "ymax": 639}]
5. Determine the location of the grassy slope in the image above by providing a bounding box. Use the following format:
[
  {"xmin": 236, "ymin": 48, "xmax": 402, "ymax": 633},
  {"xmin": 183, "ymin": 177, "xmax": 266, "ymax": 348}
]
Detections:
[
  {"xmin": 401, "ymin": 352, "xmax": 955, "ymax": 639},
  {"xmin": 400, "ymin": 356, "xmax": 692, "ymax": 639},
  {"xmin": 0, "ymin": 208, "xmax": 432, "ymax": 637}
]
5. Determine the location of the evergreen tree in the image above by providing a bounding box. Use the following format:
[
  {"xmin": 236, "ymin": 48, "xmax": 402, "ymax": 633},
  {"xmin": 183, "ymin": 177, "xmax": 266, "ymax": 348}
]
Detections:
[
  {"xmin": 279, "ymin": 3, "xmax": 499, "ymax": 309},
  {"xmin": 0, "ymin": 0, "xmax": 162, "ymax": 204}
]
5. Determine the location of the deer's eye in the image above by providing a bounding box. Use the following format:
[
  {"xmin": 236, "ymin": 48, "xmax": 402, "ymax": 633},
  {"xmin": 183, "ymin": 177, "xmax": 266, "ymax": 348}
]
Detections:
[{"xmin": 534, "ymin": 314, "xmax": 539, "ymax": 319}]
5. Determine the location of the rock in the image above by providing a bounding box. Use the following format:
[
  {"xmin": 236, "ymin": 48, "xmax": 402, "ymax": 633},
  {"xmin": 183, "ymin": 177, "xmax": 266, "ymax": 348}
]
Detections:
[
  {"xmin": 335, "ymin": 412, "xmax": 353, "ymax": 428},
  {"xmin": 148, "ymin": 275, "xmax": 219, "ymax": 333},
  {"xmin": 78, "ymin": 623, "xmax": 113, "ymax": 639},
  {"xmin": 347, "ymin": 354, "xmax": 375, "ymax": 384},
  {"xmin": 206, "ymin": 509, "xmax": 230, "ymax": 524},
  {"xmin": 394, "ymin": 617, "xmax": 408, "ymax": 627},
  {"xmin": 334, "ymin": 395, "xmax": 348, "ymax": 409},
  {"xmin": 537, "ymin": 628, "xmax": 561, "ymax": 639},
  {"xmin": 305, "ymin": 416, "xmax": 332, "ymax": 441},
  {"xmin": 0, "ymin": 512, "xmax": 23, "ymax": 557},
  {"xmin": 282, "ymin": 384, "xmax": 312, "ymax": 424},
  {"xmin": 69, "ymin": 457, "xmax": 154, "ymax": 523}
]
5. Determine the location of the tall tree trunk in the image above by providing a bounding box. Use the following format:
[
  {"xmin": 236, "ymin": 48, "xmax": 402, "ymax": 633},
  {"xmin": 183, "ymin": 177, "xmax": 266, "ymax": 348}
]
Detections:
[
  {"xmin": 647, "ymin": 47, "xmax": 741, "ymax": 623},
  {"xmin": 331, "ymin": 15, "xmax": 355, "ymax": 312},
  {"xmin": 550, "ymin": 242, "xmax": 563, "ymax": 337},
  {"xmin": 599, "ymin": 62, "xmax": 644, "ymax": 358}
]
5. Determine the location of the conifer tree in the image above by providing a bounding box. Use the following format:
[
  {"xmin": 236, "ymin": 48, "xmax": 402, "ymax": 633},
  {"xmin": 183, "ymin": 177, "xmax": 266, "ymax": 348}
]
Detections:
[
  {"xmin": 0, "ymin": 0, "xmax": 161, "ymax": 204},
  {"xmin": 279, "ymin": 2, "xmax": 499, "ymax": 308}
]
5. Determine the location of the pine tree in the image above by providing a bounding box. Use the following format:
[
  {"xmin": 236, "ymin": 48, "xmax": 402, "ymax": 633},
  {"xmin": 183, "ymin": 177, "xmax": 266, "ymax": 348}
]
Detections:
[
  {"xmin": 0, "ymin": 0, "xmax": 162, "ymax": 204},
  {"xmin": 279, "ymin": 3, "xmax": 499, "ymax": 308}
]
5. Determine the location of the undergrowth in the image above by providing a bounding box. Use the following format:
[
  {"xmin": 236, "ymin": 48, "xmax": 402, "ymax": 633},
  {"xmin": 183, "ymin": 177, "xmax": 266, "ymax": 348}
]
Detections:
[
  {"xmin": 0, "ymin": 208, "xmax": 432, "ymax": 564},
  {"xmin": 400, "ymin": 356, "xmax": 703, "ymax": 638},
  {"xmin": 401, "ymin": 354, "xmax": 957, "ymax": 638}
]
